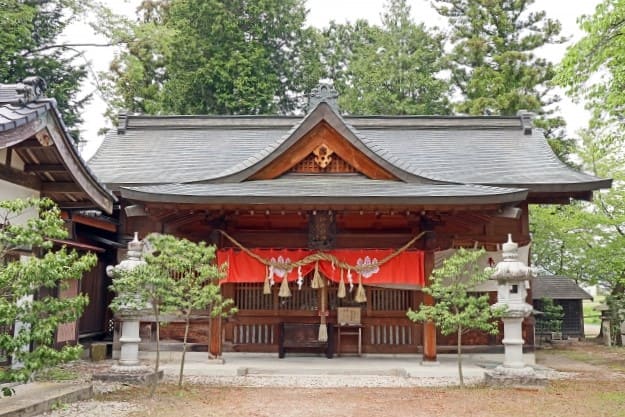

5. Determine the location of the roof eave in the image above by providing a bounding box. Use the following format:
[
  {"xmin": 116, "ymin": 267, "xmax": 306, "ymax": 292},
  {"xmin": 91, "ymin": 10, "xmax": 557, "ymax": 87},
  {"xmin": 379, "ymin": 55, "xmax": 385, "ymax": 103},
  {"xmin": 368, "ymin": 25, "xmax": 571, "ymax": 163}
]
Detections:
[
  {"xmin": 486, "ymin": 179, "xmax": 612, "ymax": 202},
  {"xmin": 120, "ymin": 187, "xmax": 528, "ymax": 207},
  {"xmin": 44, "ymin": 105, "xmax": 117, "ymax": 213}
]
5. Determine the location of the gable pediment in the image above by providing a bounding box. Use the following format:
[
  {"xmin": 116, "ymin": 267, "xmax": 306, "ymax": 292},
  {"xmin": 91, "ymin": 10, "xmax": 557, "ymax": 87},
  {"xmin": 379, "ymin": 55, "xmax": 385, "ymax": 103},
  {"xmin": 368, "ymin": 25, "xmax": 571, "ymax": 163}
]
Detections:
[{"xmin": 249, "ymin": 120, "xmax": 398, "ymax": 180}]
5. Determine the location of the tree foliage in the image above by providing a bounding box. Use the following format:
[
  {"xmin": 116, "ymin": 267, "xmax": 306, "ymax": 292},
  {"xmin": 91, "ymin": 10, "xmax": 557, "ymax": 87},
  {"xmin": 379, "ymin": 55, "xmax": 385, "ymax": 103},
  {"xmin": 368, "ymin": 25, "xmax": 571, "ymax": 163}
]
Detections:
[
  {"xmin": 0, "ymin": 198, "xmax": 96, "ymax": 387},
  {"xmin": 556, "ymin": 0, "xmax": 625, "ymax": 127},
  {"xmin": 102, "ymin": 0, "xmax": 321, "ymax": 117},
  {"xmin": 407, "ymin": 248, "xmax": 503, "ymax": 387},
  {"xmin": 535, "ymin": 297, "xmax": 564, "ymax": 334},
  {"xmin": 0, "ymin": 0, "xmax": 97, "ymax": 140},
  {"xmin": 109, "ymin": 233, "xmax": 236, "ymax": 392},
  {"xmin": 530, "ymin": 125, "xmax": 625, "ymax": 342},
  {"xmin": 433, "ymin": 0, "xmax": 574, "ymax": 159},
  {"xmin": 433, "ymin": 0, "xmax": 564, "ymax": 115},
  {"xmin": 322, "ymin": 0, "xmax": 451, "ymax": 115},
  {"xmin": 140, "ymin": 234, "xmax": 236, "ymax": 387},
  {"xmin": 109, "ymin": 253, "xmax": 175, "ymax": 397}
]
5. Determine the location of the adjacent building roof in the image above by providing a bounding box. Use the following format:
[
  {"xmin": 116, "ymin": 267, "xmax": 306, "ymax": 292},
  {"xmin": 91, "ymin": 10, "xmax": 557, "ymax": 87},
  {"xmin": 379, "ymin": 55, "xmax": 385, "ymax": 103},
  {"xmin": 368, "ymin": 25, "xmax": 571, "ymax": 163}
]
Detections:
[
  {"xmin": 0, "ymin": 77, "xmax": 116, "ymax": 213},
  {"xmin": 86, "ymin": 86, "xmax": 610, "ymax": 206},
  {"xmin": 532, "ymin": 275, "xmax": 593, "ymax": 300}
]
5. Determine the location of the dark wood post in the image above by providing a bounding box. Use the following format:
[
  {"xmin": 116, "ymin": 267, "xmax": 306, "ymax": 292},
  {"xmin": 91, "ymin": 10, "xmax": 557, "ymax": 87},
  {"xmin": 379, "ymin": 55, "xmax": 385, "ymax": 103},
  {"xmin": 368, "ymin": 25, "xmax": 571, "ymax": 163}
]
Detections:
[
  {"xmin": 209, "ymin": 316, "xmax": 222, "ymax": 358},
  {"xmin": 422, "ymin": 250, "xmax": 437, "ymax": 362}
]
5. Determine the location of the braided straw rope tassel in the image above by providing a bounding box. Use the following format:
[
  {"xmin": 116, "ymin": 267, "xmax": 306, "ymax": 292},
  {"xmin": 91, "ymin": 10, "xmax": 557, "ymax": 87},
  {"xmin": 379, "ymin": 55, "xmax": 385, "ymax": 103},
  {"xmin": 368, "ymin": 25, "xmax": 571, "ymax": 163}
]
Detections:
[
  {"xmin": 354, "ymin": 274, "xmax": 367, "ymax": 303},
  {"xmin": 337, "ymin": 269, "xmax": 346, "ymax": 298},
  {"xmin": 311, "ymin": 261, "xmax": 324, "ymax": 288},
  {"xmin": 318, "ymin": 282, "xmax": 328, "ymax": 342},
  {"xmin": 263, "ymin": 265, "xmax": 271, "ymax": 295},
  {"xmin": 278, "ymin": 272, "xmax": 291, "ymax": 298}
]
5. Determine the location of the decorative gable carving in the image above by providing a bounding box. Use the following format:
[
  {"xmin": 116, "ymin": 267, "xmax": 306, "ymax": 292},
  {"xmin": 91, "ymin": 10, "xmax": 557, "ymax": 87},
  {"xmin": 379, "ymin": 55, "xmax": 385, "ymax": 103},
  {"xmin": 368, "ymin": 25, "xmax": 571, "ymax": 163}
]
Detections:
[
  {"xmin": 313, "ymin": 143, "xmax": 333, "ymax": 168},
  {"xmin": 290, "ymin": 152, "xmax": 357, "ymax": 174}
]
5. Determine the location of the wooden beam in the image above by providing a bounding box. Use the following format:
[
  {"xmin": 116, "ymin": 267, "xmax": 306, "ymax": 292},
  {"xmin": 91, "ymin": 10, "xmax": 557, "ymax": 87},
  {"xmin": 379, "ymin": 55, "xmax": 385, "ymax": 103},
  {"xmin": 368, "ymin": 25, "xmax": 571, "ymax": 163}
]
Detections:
[
  {"xmin": 11, "ymin": 138, "xmax": 46, "ymax": 150},
  {"xmin": 0, "ymin": 163, "xmax": 41, "ymax": 190},
  {"xmin": 70, "ymin": 213, "xmax": 117, "ymax": 233},
  {"xmin": 0, "ymin": 117, "xmax": 46, "ymax": 149},
  {"xmin": 24, "ymin": 163, "xmax": 66, "ymax": 173},
  {"xmin": 56, "ymin": 201, "xmax": 104, "ymax": 210},
  {"xmin": 41, "ymin": 182, "xmax": 83, "ymax": 193}
]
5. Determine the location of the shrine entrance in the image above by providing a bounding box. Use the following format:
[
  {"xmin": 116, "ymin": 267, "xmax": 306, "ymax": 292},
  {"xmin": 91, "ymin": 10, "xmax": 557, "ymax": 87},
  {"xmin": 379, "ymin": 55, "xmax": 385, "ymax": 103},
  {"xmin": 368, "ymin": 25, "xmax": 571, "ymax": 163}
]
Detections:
[{"xmin": 212, "ymin": 218, "xmax": 428, "ymax": 356}]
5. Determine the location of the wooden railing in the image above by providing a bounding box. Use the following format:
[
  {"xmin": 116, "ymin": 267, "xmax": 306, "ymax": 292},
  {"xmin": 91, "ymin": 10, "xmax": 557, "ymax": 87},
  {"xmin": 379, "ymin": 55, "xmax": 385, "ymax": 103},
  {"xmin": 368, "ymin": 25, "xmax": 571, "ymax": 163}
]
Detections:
[{"xmin": 232, "ymin": 322, "xmax": 275, "ymax": 346}]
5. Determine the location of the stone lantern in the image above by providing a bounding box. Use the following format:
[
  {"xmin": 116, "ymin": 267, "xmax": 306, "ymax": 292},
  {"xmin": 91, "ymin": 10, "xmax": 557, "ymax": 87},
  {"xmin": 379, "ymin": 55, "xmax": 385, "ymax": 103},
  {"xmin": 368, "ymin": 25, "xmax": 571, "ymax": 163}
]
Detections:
[
  {"xmin": 106, "ymin": 232, "xmax": 146, "ymax": 369},
  {"xmin": 488, "ymin": 234, "xmax": 537, "ymax": 381}
]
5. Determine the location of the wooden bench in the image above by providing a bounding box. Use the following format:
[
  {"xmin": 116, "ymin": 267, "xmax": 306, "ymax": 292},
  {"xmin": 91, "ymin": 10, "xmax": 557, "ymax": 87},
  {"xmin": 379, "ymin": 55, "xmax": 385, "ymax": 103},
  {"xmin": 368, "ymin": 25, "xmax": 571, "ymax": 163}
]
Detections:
[{"xmin": 278, "ymin": 322, "xmax": 333, "ymax": 359}]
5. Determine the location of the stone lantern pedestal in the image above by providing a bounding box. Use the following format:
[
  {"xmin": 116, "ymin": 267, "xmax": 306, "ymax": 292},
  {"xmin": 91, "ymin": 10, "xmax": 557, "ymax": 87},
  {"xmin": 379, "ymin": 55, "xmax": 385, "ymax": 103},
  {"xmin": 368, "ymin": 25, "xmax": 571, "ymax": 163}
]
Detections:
[
  {"xmin": 93, "ymin": 233, "xmax": 162, "ymax": 384},
  {"xmin": 485, "ymin": 234, "xmax": 547, "ymax": 387}
]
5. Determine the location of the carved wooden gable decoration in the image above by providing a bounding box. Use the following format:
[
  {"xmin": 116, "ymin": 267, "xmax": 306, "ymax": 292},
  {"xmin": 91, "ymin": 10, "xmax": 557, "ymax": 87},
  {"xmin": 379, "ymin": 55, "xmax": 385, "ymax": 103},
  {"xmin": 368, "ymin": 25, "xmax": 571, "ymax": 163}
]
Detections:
[{"xmin": 249, "ymin": 115, "xmax": 400, "ymax": 181}]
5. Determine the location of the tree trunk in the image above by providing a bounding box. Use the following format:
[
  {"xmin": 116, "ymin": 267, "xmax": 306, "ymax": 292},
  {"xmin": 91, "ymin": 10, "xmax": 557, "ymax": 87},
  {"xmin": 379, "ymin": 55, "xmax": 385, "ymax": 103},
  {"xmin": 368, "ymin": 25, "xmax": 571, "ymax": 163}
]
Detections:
[
  {"xmin": 457, "ymin": 325, "xmax": 464, "ymax": 388},
  {"xmin": 178, "ymin": 311, "xmax": 191, "ymax": 387},
  {"xmin": 150, "ymin": 305, "xmax": 160, "ymax": 398}
]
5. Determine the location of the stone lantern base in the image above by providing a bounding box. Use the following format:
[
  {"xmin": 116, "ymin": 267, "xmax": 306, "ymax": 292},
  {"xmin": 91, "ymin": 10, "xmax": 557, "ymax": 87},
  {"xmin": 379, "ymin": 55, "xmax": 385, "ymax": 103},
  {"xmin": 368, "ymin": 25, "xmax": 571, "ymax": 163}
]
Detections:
[
  {"xmin": 93, "ymin": 365, "xmax": 163, "ymax": 385},
  {"xmin": 484, "ymin": 366, "xmax": 548, "ymax": 388}
]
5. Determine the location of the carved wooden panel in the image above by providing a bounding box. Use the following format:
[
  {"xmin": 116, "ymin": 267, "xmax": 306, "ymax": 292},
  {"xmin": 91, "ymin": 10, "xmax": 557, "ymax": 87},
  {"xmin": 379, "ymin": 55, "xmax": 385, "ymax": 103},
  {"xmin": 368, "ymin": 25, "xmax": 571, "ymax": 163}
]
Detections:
[
  {"xmin": 289, "ymin": 152, "xmax": 357, "ymax": 174},
  {"xmin": 308, "ymin": 210, "xmax": 336, "ymax": 250}
]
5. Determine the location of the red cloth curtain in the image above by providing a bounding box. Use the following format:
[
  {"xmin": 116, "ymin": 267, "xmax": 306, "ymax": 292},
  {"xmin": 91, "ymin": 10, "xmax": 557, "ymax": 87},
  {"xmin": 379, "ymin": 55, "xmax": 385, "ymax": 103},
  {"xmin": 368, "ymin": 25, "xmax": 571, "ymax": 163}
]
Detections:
[{"xmin": 217, "ymin": 248, "xmax": 424, "ymax": 286}]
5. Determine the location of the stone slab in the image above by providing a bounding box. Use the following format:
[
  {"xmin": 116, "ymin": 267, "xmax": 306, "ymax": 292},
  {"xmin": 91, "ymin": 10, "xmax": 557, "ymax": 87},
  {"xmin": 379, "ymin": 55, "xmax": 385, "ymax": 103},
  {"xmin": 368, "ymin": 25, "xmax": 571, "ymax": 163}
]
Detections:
[
  {"xmin": 484, "ymin": 368, "xmax": 548, "ymax": 388},
  {"xmin": 0, "ymin": 382, "xmax": 92, "ymax": 417},
  {"xmin": 92, "ymin": 369, "xmax": 163, "ymax": 385}
]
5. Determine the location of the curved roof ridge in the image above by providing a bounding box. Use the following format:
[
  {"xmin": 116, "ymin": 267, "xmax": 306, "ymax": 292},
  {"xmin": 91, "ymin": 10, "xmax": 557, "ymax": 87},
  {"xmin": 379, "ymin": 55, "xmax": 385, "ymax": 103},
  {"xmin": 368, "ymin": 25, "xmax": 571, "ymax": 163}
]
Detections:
[{"xmin": 190, "ymin": 102, "xmax": 449, "ymax": 185}]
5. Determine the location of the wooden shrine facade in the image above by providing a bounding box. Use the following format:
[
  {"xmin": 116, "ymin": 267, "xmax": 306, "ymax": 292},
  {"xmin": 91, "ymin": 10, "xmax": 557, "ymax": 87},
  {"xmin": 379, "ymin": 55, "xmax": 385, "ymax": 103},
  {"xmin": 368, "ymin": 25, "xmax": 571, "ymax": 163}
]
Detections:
[{"xmin": 88, "ymin": 84, "xmax": 611, "ymax": 361}]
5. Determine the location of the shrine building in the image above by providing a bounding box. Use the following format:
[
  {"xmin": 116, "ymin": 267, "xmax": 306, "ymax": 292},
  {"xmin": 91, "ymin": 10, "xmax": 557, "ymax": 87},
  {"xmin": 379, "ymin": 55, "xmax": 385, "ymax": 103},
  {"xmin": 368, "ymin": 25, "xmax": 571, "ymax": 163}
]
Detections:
[{"xmin": 87, "ymin": 84, "xmax": 609, "ymax": 361}]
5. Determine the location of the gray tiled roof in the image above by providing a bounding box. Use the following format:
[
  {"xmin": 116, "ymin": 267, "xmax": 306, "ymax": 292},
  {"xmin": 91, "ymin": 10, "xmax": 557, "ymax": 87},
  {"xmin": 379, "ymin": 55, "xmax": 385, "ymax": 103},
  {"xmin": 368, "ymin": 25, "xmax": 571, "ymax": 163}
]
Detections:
[
  {"xmin": 87, "ymin": 105, "xmax": 611, "ymax": 195},
  {"xmin": 532, "ymin": 275, "xmax": 593, "ymax": 300},
  {"xmin": 0, "ymin": 81, "xmax": 117, "ymax": 213},
  {"xmin": 0, "ymin": 101, "xmax": 52, "ymax": 132},
  {"xmin": 121, "ymin": 175, "xmax": 528, "ymax": 205}
]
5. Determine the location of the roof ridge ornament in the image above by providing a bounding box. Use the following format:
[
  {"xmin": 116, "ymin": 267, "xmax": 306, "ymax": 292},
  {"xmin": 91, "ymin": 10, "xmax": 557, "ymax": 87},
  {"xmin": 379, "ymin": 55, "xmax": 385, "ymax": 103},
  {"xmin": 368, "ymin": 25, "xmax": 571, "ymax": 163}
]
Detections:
[
  {"xmin": 307, "ymin": 82, "xmax": 339, "ymax": 113},
  {"xmin": 517, "ymin": 110, "xmax": 535, "ymax": 135},
  {"xmin": 0, "ymin": 76, "xmax": 47, "ymax": 105},
  {"xmin": 117, "ymin": 111, "xmax": 128, "ymax": 134}
]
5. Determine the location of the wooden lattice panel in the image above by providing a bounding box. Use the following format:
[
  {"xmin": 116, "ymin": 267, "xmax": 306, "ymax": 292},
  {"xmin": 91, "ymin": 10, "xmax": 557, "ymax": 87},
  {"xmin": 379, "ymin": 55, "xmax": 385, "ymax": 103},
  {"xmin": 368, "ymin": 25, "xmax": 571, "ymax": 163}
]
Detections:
[
  {"xmin": 369, "ymin": 288, "xmax": 413, "ymax": 311},
  {"xmin": 235, "ymin": 283, "xmax": 273, "ymax": 310},
  {"xmin": 290, "ymin": 153, "xmax": 357, "ymax": 174}
]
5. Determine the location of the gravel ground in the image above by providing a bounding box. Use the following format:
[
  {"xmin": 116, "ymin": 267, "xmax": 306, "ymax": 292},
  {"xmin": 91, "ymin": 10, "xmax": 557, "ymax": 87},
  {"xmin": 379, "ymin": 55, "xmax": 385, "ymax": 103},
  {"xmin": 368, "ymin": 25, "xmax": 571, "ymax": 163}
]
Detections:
[{"xmin": 33, "ymin": 361, "xmax": 576, "ymax": 417}]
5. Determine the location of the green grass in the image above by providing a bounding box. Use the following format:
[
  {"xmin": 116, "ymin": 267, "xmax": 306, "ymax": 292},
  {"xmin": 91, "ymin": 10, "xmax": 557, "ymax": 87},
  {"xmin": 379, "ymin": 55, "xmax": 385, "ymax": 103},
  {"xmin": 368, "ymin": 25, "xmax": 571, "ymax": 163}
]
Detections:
[
  {"xmin": 34, "ymin": 366, "xmax": 79, "ymax": 382},
  {"xmin": 598, "ymin": 391, "xmax": 625, "ymax": 406},
  {"xmin": 583, "ymin": 296, "xmax": 604, "ymax": 325}
]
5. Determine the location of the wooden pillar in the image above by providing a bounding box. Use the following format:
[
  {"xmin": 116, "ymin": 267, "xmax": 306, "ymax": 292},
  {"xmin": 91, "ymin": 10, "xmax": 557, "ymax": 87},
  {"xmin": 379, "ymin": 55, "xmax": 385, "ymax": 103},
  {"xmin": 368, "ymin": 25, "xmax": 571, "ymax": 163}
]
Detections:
[
  {"xmin": 209, "ymin": 316, "xmax": 222, "ymax": 358},
  {"xmin": 422, "ymin": 250, "xmax": 437, "ymax": 362}
]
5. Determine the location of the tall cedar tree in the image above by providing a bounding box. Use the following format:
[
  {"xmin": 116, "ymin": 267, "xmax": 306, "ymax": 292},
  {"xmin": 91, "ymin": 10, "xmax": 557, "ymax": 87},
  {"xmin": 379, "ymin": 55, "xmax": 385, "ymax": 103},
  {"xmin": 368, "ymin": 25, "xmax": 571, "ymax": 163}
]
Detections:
[
  {"xmin": 103, "ymin": 0, "xmax": 322, "ymax": 116},
  {"xmin": 322, "ymin": 0, "xmax": 451, "ymax": 115},
  {"xmin": 0, "ymin": 0, "xmax": 93, "ymax": 141},
  {"xmin": 433, "ymin": 0, "xmax": 574, "ymax": 161}
]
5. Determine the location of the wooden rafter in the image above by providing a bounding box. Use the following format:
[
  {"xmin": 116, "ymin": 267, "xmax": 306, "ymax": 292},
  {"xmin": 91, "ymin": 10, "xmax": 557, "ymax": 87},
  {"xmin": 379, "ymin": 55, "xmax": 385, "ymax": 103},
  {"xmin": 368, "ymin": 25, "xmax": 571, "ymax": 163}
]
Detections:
[{"xmin": 0, "ymin": 163, "xmax": 41, "ymax": 190}]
